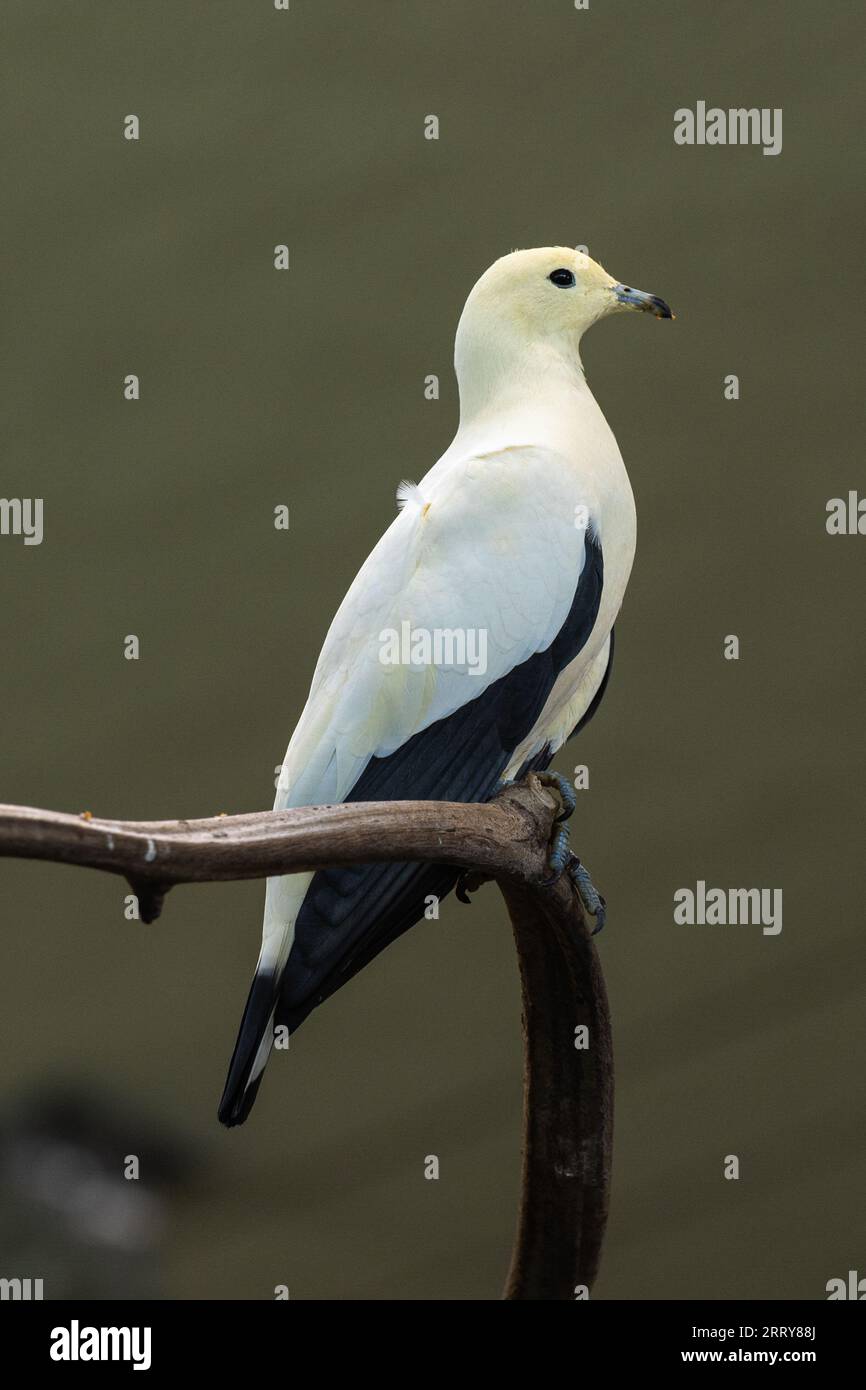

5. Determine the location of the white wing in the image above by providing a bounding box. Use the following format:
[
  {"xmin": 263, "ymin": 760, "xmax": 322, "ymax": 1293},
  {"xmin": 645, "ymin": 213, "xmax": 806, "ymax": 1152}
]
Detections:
[{"xmin": 276, "ymin": 445, "xmax": 589, "ymax": 812}]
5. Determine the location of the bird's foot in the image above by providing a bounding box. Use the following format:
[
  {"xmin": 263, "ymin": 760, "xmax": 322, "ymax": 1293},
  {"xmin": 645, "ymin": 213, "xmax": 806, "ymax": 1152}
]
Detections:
[
  {"xmin": 455, "ymin": 868, "xmax": 490, "ymax": 904},
  {"xmin": 500, "ymin": 772, "xmax": 591, "ymax": 909},
  {"xmin": 535, "ymin": 769, "xmax": 577, "ymax": 824},
  {"xmin": 541, "ymin": 820, "xmax": 572, "ymax": 886},
  {"xmin": 531, "ymin": 771, "xmax": 578, "ymax": 885},
  {"xmin": 567, "ymin": 855, "xmax": 607, "ymax": 936}
]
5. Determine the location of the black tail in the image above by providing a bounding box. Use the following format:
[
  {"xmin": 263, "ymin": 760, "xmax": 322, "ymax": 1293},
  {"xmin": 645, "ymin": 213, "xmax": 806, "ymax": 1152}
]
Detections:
[{"xmin": 218, "ymin": 969, "xmax": 280, "ymax": 1128}]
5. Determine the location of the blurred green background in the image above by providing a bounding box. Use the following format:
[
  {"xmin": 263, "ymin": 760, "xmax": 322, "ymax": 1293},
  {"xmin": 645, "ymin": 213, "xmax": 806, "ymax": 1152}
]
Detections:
[{"xmin": 1, "ymin": 0, "xmax": 863, "ymax": 1299}]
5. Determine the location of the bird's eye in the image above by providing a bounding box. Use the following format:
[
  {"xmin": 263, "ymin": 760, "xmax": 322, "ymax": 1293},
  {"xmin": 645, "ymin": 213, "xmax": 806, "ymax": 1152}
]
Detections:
[{"xmin": 548, "ymin": 268, "xmax": 576, "ymax": 288}]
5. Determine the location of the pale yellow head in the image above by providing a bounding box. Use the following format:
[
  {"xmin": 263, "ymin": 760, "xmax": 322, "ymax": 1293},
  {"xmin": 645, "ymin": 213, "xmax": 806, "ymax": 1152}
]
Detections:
[
  {"xmin": 454, "ymin": 245, "xmax": 673, "ymax": 418},
  {"xmin": 462, "ymin": 244, "xmax": 671, "ymax": 338}
]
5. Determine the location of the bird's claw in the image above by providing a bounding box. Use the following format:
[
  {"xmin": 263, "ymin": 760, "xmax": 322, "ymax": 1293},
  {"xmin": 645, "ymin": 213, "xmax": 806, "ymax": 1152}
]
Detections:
[
  {"xmin": 535, "ymin": 769, "xmax": 577, "ymax": 824},
  {"xmin": 456, "ymin": 868, "xmax": 490, "ymax": 904},
  {"xmin": 536, "ymin": 771, "xmax": 578, "ymax": 884},
  {"xmin": 504, "ymin": 772, "xmax": 600, "ymax": 924},
  {"xmin": 541, "ymin": 821, "xmax": 571, "ymax": 886},
  {"xmin": 568, "ymin": 856, "xmax": 607, "ymax": 935}
]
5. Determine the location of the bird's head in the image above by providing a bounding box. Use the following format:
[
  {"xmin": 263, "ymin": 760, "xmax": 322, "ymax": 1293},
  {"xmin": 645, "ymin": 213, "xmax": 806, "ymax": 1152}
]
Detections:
[
  {"xmin": 454, "ymin": 246, "xmax": 673, "ymax": 413},
  {"xmin": 462, "ymin": 244, "xmax": 673, "ymax": 340}
]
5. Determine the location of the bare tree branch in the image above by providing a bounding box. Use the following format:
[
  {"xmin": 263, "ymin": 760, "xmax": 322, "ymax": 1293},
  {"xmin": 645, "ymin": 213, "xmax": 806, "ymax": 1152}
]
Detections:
[
  {"xmin": 501, "ymin": 877, "xmax": 613, "ymax": 1299},
  {"xmin": 0, "ymin": 774, "xmax": 613, "ymax": 1300}
]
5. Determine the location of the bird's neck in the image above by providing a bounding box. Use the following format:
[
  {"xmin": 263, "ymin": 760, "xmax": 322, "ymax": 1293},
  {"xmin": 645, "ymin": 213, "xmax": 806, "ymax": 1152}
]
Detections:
[{"xmin": 454, "ymin": 332, "xmax": 595, "ymax": 447}]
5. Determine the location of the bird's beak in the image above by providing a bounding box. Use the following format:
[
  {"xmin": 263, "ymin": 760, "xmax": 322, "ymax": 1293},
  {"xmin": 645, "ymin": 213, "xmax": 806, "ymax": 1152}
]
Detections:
[{"xmin": 612, "ymin": 284, "xmax": 675, "ymax": 319}]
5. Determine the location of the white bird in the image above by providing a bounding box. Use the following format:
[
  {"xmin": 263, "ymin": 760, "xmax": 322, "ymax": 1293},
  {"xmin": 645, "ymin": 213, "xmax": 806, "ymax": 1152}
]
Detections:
[{"xmin": 219, "ymin": 246, "xmax": 673, "ymax": 1126}]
